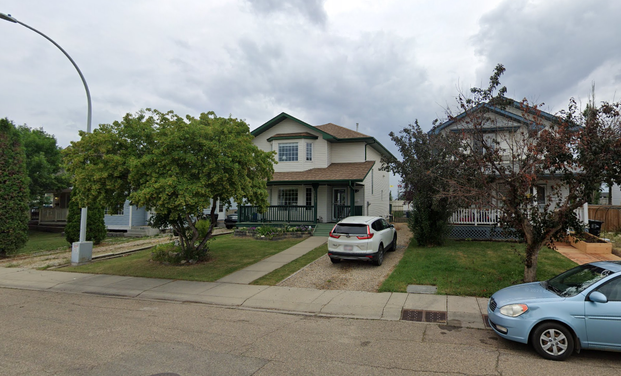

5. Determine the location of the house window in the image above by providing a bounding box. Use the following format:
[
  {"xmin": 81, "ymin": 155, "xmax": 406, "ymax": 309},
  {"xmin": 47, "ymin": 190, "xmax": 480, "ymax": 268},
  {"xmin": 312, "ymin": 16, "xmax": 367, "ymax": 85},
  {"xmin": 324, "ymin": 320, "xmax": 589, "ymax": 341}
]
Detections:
[
  {"xmin": 306, "ymin": 187, "xmax": 312, "ymax": 206},
  {"xmin": 306, "ymin": 142, "xmax": 313, "ymax": 161},
  {"xmin": 278, "ymin": 188, "xmax": 298, "ymax": 206},
  {"xmin": 105, "ymin": 207, "xmax": 124, "ymax": 216},
  {"xmin": 278, "ymin": 142, "xmax": 298, "ymax": 162},
  {"xmin": 536, "ymin": 186, "xmax": 545, "ymax": 205},
  {"xmin": 219, "ymin": 203, "xmax": 224, "ymax": 213}
]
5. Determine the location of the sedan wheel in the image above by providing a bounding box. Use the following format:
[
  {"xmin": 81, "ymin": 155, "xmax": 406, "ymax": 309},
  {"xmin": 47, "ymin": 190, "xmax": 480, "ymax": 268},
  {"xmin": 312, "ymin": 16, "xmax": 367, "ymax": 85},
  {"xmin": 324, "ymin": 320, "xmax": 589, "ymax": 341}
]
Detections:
[
  {"xmin": 374, "ymin": 244, "xmax": 385, "ymax": 266},
  {"xmin": 532, "ymin": 323, "xmax": 574, "ymax": 361}
]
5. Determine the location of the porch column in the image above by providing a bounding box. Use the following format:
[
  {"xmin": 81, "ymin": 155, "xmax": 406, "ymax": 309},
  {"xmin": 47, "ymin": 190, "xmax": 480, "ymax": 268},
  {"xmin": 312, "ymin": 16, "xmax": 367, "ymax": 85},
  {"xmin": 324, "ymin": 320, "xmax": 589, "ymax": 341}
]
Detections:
[
  {"xmin": 349, "ymin": 181, "xmax": 355, "ymax": 217},
  {"xmin": 312, "ymin": 183, "xmax": 319, "ymax": 224},
  {"xmin": 583, "ymin": 202, "xmax": 589, "ymax": 226}
]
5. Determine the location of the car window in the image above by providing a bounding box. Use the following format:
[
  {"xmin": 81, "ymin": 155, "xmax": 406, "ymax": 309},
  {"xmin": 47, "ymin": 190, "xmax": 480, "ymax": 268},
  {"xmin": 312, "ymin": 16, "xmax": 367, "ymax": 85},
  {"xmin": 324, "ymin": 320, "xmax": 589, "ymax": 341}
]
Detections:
[
  {"xmin": 596, "ymin": 277, "xmax": 621, "ymax": 301},
  {"xmin": 546, "ymin": 264, "xmax": 612, "ymax": 297},
  {"xmin": 381, "ymin": 218, "xmax": 389, "ymax": 229},
  {"xmin": 333, "ymin": 224, "xmax": 367, "ymax": 235},
  {"xmin": 372, "ymin": 220, "xmax": 382, "ymax": 231}
]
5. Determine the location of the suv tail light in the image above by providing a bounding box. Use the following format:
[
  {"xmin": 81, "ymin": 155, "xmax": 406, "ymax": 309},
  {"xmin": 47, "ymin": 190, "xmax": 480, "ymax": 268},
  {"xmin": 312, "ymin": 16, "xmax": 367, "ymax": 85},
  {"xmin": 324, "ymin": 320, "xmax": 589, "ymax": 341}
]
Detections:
[
  {"xmin": 329, "ymin": 225, "xmax": 340, "ymax": 239},
  {"xmin": 356, "ymin": 225, "xmax": 373, "ymax": 240}
]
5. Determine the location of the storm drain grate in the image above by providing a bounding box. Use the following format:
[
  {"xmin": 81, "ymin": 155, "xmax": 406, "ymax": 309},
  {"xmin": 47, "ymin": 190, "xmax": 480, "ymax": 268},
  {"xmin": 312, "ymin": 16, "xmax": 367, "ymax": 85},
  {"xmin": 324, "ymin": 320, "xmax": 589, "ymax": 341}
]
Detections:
[{"xmin": 401, "ymin": 309, "xmax": 447, "ymax": 323}]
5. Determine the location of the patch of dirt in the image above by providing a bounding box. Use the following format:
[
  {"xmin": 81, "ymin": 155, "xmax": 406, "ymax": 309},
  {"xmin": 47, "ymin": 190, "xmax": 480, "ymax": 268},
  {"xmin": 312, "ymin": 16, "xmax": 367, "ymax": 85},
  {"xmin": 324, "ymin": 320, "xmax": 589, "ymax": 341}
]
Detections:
[
  {"xmin": 277, "ymin": 224, "xmax": 413, "ymax": 292},
  {"xmin": 0, "ymin": 228, "xmax": 232, "ymax": 270}
]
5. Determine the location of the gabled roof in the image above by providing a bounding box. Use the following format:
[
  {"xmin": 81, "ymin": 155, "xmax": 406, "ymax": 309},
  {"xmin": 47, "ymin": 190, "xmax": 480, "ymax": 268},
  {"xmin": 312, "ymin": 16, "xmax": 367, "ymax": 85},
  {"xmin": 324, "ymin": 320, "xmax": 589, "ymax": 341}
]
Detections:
[
  {"xmin": 252, "ymin": 112, "xmax": 395, "ymax": 159},
  {"xmin": 269, "ymin": 161, "xmax": 375, "ymax": 184},
  {"xmin": 430, "ymin": 98, "xmax": 560, "ymax": 135},
  {"xmin": 315, "ymin": 123, "xmax": 369, "ymax": 139}
]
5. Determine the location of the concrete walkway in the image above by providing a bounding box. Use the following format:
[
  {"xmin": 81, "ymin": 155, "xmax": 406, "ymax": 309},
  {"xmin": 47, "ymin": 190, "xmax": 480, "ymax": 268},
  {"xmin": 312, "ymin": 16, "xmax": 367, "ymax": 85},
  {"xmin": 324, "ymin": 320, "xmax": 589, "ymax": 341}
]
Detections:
[
  {"xmin": 0, "ymin": 266, "xmax": 489, "ymax": 329},
  {"xmin": 216, "ymin": 236, "xmax": 328, "ymax": 284}
]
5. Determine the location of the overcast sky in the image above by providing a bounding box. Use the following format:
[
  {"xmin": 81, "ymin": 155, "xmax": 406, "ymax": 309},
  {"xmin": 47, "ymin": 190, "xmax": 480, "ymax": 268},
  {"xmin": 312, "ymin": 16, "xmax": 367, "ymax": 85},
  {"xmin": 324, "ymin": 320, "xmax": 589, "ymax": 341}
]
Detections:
[{"xmin": 2, "ymin": 0, "xmax": 620, "ymax": 168}]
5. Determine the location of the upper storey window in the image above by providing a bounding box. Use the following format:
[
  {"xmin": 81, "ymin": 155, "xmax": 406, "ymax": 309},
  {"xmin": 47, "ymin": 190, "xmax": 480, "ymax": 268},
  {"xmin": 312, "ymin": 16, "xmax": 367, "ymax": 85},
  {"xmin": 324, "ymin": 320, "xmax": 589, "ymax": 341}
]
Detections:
[
  {"xmin": 278, "ymin": 142, "xmax": 298, "ymax": 162},
  {"xmin": 306, "ymin": 142, "xmax": 313, "ymax": 161}
]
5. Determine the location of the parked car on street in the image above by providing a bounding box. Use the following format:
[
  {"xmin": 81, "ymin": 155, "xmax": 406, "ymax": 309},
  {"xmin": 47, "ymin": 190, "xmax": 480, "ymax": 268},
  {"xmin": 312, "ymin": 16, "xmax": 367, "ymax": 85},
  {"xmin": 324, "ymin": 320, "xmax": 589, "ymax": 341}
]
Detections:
[
  {"xmin": 224, "ymin": 213, "xmax": 237, "ymax": 229},
  {"xmin": 327, "ymin": 216, "xmax": 397, "ymax": 266},
  {"xmin": 487, "ymin": 261, "xmax": 621, "ymax": 360}
]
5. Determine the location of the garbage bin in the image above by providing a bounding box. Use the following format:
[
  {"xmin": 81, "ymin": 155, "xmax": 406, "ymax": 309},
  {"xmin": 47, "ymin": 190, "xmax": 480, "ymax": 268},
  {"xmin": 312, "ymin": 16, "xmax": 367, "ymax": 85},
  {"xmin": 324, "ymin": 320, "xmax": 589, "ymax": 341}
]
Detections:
[{"xmin": 588, "ymin": 220, "xmax": 604, "ymax": 237}]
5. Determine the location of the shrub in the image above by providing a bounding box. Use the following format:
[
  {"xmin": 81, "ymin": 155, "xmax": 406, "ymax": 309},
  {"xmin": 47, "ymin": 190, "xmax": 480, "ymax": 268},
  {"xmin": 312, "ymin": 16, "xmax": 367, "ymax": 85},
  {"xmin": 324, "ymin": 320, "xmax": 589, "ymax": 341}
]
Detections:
[{"xmin": 0, "ymin": 118, "xmax": 29, "ymax": 256}]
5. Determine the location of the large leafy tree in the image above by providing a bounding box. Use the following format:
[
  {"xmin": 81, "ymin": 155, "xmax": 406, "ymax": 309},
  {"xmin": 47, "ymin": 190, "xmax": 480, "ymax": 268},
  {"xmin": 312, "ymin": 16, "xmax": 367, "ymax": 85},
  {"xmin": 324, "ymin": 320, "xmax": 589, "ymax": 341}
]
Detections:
[
  {"xmin": 438, "ymin": 64, "xmax": 621, "ymax": 282},
  {"xmin": 63, "ymin": 109, "xmax": 275, "ymax": 261},
  {"xmin": 17, "ymin": 125, "xmax": 69, "ymax": 208},
  {"xmin": 382, "ymin": 122, "xmax": 462, "ymax": 246},
  {"xmin": 0, "ymin": 118, "xmax": 30, "ymax": 256}
]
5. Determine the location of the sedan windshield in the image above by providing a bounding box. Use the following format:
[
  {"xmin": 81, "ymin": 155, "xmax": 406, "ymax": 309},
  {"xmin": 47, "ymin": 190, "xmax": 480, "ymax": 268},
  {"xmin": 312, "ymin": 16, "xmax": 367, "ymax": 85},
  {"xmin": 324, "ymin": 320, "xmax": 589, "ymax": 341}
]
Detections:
[{"xmin": 545, "ymin": 264, "xmax": 612, "ymax": 297}]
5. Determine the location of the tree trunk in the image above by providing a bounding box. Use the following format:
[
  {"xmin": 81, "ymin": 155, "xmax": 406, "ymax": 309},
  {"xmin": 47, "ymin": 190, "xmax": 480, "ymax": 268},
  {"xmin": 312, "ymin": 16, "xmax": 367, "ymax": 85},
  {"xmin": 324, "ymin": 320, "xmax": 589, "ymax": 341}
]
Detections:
[{"xmin": 523, "ymin": 243, "xmax": 541, "ymax": 283}]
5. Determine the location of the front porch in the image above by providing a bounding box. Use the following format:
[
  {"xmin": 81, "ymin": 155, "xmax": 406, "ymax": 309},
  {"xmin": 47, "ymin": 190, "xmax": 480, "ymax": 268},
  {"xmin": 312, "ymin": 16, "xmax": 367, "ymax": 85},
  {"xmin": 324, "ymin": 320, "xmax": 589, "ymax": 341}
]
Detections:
[
  {"xmin": 238, "ymin": 204, "xmax": 363, "ymax": 225},
  {"xmin": 447, "ymin": 205, "xmax": 589, "ymax": 241}
]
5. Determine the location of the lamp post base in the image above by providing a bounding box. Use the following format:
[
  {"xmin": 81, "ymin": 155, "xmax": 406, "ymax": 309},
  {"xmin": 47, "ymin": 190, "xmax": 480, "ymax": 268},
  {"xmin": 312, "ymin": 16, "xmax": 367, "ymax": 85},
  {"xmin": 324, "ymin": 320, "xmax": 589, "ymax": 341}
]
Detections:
[{"xmin": 71, "ymin": 241, "xmax": 93, "ymax": 265}]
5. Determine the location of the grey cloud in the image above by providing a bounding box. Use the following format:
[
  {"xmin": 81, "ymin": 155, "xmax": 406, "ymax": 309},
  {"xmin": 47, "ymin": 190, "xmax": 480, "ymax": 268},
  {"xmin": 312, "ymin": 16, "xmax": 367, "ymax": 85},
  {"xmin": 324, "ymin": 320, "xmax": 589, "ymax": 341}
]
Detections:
[
  {"xmin": 246, "ymin": 0, "xmax": 327, "ymax": 26},
  {"xmin": 473, "ymin": 0, "xmax": 621, "ymax": 106}
]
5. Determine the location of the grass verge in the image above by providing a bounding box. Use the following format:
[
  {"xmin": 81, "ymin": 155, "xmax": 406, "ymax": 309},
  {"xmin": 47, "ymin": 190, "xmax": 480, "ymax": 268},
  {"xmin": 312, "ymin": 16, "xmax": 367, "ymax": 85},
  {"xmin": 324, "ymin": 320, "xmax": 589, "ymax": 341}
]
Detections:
[
  {"xmin": 18, "ymin": 231, "xmax": 69, "ymax": 255},
  {"xmin": 379, "ymin": 240, "xmax": 577, "ymax": 297},
  {"xmin": 251, "ymin": 244, "xmax": 327, "ymax": 286},
  {"xmin": 62, "ymin": 234, "xmax": 305, "ymax": 282}
]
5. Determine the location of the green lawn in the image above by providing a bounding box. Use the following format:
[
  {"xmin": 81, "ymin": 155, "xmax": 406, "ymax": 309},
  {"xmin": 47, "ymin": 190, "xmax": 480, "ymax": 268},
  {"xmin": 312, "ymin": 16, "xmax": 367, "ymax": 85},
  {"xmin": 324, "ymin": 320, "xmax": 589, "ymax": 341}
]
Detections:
[
  {"xmin": 251, "ymin": 244, "xmax": 327, "ymax": 286},
  {"xmin": 379, "ymin": 240, "xmax": 578, "ymax": 297},
  {"xmin": 17, "ymin": 231, "xmax": 155, "ymax": 256},
  {"xmin": 18, "ymin": 231, "xmax": 70, "ymax": 255},
  {"xmin": 62, "ymin": 234, "xmax": 306, "ymax": 282}
]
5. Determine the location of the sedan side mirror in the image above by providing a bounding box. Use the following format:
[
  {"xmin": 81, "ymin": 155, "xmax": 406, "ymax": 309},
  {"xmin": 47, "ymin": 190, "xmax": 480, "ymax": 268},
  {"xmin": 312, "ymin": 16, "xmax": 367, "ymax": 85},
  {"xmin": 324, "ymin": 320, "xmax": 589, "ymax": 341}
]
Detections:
[{"xmin": 589, "ymin": 291, "xmax": 608, "ymax": 303}]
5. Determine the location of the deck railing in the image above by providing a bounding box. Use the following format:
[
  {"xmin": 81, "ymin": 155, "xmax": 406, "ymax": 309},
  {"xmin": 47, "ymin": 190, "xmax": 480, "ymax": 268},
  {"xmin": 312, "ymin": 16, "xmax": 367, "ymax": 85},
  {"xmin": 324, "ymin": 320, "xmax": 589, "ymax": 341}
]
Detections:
[
  {"xmin": 449, "ymin": 207, "xmax": 586, "ymax": 226},
  {"xmin": 239, "ymin": 206, "xmax": 315, "ymax": 223},
  {"xmin": 39, "ymin": 207, "xmax": 68, "ymax": 223}
]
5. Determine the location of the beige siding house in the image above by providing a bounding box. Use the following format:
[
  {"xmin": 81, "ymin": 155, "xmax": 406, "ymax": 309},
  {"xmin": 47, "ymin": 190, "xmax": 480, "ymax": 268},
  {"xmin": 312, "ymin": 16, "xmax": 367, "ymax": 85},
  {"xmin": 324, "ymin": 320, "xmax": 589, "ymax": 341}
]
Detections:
[{"xmin": 241, "ymin": 112, "xmax": 394, "ymax": 224}]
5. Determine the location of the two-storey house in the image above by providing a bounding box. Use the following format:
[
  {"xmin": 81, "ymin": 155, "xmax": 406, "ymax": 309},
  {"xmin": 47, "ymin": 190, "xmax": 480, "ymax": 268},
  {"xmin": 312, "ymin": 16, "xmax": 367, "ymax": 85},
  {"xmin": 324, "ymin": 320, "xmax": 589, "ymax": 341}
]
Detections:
[
  {"xmin": 241, "ymin": 112, "xmax": 394, "ymax": 225},
  {"xmin": 431, "ymin": 99, "xmax": 589, "ymax": 240}
]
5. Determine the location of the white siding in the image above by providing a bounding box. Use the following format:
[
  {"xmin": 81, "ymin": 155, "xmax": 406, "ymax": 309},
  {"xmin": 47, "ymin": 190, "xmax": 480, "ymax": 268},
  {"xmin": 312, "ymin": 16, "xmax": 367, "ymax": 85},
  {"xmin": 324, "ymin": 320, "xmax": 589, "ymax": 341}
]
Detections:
[
  {"xmin": 252, "ymin": 119, "xmax": 330, "ymax": 172},
  {"xmin": 329, "ymin": 142, "xmax": 365, "ymax": 163},
  {"xmin": 363, "ymin": 147, "xmax": 390, "ymax": 217},
  {"xmin": 317, "ymin": 185, "xmax": 329, "ymax": 222}
]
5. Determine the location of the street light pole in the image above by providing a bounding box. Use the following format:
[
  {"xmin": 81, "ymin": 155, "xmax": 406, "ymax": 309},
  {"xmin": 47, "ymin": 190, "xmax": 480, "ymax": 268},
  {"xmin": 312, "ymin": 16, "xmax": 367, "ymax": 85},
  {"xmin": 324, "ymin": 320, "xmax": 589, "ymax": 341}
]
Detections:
[{"xmin": 1, "ymin": 12, "xmax": 93, "ymax": 263}]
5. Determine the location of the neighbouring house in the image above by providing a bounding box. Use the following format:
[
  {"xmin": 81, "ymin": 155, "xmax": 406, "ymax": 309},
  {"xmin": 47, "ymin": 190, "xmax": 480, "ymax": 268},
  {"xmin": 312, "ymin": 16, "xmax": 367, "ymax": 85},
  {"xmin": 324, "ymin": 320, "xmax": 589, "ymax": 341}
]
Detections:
[
  {"xmin": 241, "ymin": 112, "xmax": 395, "ymax": 225},
  {"xmin": 431, "ymin": 99, "xmax": 589, "ymax": 240},
  {"xmin": 31, "ymin": 189, "xmax": 232, "ymax": 236}
]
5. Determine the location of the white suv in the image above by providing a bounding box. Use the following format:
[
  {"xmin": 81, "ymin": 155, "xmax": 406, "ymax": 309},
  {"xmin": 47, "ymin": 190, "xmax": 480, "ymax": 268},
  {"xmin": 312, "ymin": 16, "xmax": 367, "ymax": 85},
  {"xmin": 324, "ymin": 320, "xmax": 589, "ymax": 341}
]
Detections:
[{"xmin": 327, "ymin": 216, "xmax": 397, "ymax": 266}]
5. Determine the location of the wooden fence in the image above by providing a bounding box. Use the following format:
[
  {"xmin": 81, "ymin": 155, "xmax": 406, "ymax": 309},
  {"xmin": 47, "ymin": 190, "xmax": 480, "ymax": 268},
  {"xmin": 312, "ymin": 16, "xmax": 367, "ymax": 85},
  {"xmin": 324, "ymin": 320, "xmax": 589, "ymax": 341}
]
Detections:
[{"xmin": 588, "ymin": 205, "xmax": 621, "ymax": 232}]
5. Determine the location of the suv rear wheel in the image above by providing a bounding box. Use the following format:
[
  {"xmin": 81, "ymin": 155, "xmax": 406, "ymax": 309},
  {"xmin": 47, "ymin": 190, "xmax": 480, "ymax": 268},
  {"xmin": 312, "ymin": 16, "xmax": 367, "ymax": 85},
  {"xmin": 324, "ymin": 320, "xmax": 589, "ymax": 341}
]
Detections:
[
  {"xmin": 387, "ymin": 233, "xmax": 398, "ymax": 252},
  {"xmin": 373, "ymin": 244, "xmax": 385, "ymax": 266}
]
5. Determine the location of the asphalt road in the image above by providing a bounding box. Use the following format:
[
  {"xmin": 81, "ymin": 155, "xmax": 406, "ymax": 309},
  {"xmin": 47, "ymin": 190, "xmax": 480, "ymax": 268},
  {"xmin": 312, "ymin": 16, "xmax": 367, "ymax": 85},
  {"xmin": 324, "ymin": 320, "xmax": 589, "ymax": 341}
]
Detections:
[{"xmin": 1, "ymin": 288, "xmax": 619, "ymax": 376}]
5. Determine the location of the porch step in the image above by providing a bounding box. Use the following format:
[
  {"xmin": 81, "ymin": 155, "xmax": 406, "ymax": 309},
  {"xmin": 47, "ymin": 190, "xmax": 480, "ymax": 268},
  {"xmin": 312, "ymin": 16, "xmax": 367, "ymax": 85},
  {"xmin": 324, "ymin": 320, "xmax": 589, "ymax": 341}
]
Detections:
[
  {"xmin": 125, "ymin": 226, "xmax": 161, "ymax": 237},
  {"xmin": 313, "ymin": 223, "xmax": 334, "ymax": 237}
]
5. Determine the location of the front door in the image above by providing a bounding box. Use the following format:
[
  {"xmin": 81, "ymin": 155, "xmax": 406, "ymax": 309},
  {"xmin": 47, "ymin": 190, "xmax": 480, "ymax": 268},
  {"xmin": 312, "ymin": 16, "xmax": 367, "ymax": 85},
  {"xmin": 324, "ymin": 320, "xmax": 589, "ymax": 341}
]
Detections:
[{"xmin": 333, "ymin": 188, "xmax": 347, "ymax": 221}]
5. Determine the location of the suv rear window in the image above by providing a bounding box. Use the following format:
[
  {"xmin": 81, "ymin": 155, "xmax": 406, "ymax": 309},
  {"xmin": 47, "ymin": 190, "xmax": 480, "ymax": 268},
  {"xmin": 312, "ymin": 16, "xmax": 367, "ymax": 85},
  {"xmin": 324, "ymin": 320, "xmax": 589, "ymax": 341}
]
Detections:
[{"xmin": 333, "ymin": 224, "xmax": 367, "ymax": 235}]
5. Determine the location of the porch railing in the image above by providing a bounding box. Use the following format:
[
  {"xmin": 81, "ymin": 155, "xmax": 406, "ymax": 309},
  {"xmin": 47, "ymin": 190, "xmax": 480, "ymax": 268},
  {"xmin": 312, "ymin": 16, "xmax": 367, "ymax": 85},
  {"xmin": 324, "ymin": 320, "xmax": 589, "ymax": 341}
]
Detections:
[
  {"xmin": 239, "ymin": 206, "xmax": 315, "ymax": 223},
  {"xmin": 449, "ymin": 207, "xmax": 586, "ymax": 226},
  {"xmin": 39, "ymin": 207, "xmax": 68, "ymax": 223},
  {"xmin": 333, "ymin": 205, "xmax": 363, "ymax": 221}
]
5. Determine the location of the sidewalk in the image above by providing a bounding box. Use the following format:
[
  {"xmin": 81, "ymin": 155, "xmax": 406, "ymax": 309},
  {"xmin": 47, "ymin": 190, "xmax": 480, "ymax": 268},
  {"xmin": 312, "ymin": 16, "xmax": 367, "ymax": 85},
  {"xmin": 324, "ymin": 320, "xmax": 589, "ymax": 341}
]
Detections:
[{"xmin": 0, "ymin": 265, "xmax": 490, "ymax": 329}]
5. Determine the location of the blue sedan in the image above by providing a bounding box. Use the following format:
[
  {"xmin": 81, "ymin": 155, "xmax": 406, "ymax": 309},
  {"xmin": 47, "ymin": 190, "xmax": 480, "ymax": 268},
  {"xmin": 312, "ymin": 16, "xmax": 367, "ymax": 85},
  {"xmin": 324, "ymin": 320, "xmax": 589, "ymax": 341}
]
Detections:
[{"xmin": 487, "ymin": 261, "xmax": 621, "ymax": 360}]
